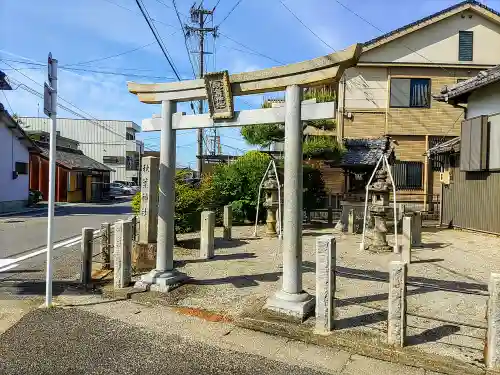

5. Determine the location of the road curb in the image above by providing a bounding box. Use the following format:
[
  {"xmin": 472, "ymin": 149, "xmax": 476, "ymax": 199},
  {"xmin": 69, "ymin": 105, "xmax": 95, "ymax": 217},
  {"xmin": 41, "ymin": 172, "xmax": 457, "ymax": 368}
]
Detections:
[{"xmin": 0, "ymin": 205, "xmax": 64, "ymax": 218}]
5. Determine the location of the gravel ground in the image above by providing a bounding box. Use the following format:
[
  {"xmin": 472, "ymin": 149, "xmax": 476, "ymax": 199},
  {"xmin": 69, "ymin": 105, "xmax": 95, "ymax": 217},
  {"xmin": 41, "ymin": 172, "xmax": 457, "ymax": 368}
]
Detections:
[{"xmin": 170, "ymin": 224, "xmax": 500, "ymax": 366}]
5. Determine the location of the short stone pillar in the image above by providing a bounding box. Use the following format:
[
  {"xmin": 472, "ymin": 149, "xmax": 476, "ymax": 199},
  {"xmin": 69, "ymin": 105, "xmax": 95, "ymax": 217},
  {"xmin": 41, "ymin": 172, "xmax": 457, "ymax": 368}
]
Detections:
[
  {"xmin": 114, "ymin": 220, "xmax": 132, "ymax": 288},
  {"xmin": 486, "ymin": 273, "xmax": 500, "ymax": 369},
  {"xmin": 402, "ymin": 216, "xmax": 413, "ymax": 264},
  {"xmin": 223, "ymin": 205, "xmax": 232, "ymax": 240},
  {"xmin": 411, "ymin": 212, "xmax": 422, "ymax": 247},
  {"xmin": 200, "ymin": 211, "xmax": 215, "ymax": 259},
  {"xmin": 81, "ymin": 227, "xmax": 94, "ymax": 285},
  {"xmin": 388, "ymin": 260, "xmax": 407, "ymax": 347},
  {"xmin": 139, "ymin": 157, "xmax": 160, "ymax": 243},
  {"xmin": 315, "ymin": 235, "xmax": 336, "ymax": 333},
  {"xmin": 347, "ymin": 209, "xmax": 355, "ymax": 234},
  {"xmin": 100, "ymin": 222, "xmax": 111, "ymax": 270}
]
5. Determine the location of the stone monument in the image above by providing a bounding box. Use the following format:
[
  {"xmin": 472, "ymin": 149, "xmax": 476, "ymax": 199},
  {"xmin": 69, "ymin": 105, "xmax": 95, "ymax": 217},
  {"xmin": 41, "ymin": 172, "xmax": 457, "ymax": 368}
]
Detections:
[
  {"xmin": 262, "ymin": 169, "xmax": 280, "ymax": 237},
  {"xmin": 367, "ymin": 166, "xmax": 392, "ymax": 252},
  {"xmin": 132, "ymin": 156, "xmax": 159, "ymax": 271}
]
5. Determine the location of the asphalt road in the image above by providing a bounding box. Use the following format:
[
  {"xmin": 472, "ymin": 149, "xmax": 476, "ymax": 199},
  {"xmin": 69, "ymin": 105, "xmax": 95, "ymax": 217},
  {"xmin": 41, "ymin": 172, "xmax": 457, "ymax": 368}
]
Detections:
[
  {"xmin": 0, "ymin": 308, "xmax": 329, "ymax": 375},
  {"xmin": 0, "ymin": 199, "xmax": 132, "ymax": 296},
  {"xmin": 0, "ymin": 199, "xmax": 132, "ymax": 260}
]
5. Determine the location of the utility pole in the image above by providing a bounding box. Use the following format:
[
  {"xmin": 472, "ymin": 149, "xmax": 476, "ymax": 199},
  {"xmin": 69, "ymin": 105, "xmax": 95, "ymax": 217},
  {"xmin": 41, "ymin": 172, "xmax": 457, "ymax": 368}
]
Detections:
[
  {"xmin": 186, "ymin": 4, "xmax": 217, "ymax": 175},
  {"xmin": 43, "ymin": 53, "xmax": 58, "ymax": 307}
]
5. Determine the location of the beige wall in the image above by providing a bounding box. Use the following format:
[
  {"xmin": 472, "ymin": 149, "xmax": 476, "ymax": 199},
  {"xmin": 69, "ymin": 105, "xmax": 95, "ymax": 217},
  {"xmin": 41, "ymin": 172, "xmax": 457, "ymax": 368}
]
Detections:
[
  {"xmin": 360, "ymin": 11, "xmax": 500, "ymax": 65},
  {"xmin": 344, "ymin": 67, "xmax": 388, "ymax": 109}
]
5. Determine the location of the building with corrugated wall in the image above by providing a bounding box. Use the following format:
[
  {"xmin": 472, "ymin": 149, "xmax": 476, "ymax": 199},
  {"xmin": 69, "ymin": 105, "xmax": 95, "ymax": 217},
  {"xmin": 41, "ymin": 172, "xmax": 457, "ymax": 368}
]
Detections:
[{"xmin": 19, "ymin": 117, "xmax": 143, "ymax": 183}]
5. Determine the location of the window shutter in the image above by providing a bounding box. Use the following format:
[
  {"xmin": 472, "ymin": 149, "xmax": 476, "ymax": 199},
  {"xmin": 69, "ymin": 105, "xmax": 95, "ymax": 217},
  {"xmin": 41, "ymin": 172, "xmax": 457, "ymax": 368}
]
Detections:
[
  {"xmin": 459, "ymin": 31, "xmax": 473, "ymax": 62},
  {"xmin": 460, "ymin": 119, "xmax": 472, "ymax": 171}
]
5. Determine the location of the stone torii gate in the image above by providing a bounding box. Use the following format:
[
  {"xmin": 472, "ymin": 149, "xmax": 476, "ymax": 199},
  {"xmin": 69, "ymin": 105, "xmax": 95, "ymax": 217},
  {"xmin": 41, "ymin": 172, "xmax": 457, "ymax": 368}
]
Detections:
[{"xmin": 128, "ymin": 43, "xmax": 362, "ymax": 319}]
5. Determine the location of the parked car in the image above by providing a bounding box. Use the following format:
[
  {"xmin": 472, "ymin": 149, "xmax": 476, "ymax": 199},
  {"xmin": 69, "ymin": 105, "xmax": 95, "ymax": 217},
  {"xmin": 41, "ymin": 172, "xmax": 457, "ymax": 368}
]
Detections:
[
  {"xmin": 109, "ymin": 183, "xmax": 134, "ymax": 197},
  {"xmin": 113, "ymin": 180, "xmax": 140, "ymax": 193}
]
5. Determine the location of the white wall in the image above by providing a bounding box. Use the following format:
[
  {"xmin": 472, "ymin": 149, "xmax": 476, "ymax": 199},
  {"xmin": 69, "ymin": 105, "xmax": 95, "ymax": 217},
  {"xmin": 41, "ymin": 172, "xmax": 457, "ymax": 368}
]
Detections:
[
  {"xmin": 20, "ymin": 117, "xmax": 139, "ymax": 182},
  {"xmin": 466, "ymin": 81, "xmax": 500, "ymax": 118},
  {"xmin": 344, "ymin": 67, "xmax": 388, "ymax": 109},
  {"xmin": 0, "ymin": 123, "xmax": 29, "ymax": 203},
  {"xmin": 361, "ymin": 11, "xmax": 500, "ymax": 65}
]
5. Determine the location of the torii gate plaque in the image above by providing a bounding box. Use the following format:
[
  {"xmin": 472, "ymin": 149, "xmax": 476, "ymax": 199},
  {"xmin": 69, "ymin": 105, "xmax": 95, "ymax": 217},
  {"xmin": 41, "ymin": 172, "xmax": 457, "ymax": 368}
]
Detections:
[{"xmin": 128, "ymin": 43, "xmax": 362, "ymax": 320}]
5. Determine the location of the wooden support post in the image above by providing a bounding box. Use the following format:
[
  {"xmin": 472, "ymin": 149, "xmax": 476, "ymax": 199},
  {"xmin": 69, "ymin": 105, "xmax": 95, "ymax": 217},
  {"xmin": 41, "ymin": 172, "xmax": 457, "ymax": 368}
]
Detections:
[{"xmin": 81, "ymin": 227, "xmax": 93, "ymax": 285}]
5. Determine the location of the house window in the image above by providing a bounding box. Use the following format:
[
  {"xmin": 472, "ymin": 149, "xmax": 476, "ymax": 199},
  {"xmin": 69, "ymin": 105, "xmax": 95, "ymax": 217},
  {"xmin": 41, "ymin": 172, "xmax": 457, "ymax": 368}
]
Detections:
[
  {"xmin": 15, "ymin": 162, "xmax": 28, "ymax": 175},
  {"xmin": 103, "ymin": 156, "xmax": 125, "ymax": 164},
  {"xmin": 75, "ymin": 172, "xmax": 84, "ymax": 190},
  {"xmin": 392, "ymin": 161, "xmax": 423, "ymax": 190},
  {"xmin": 459, "ymin": 31, "xmax": 473, "ymax": 62},
  {"xmin": 126, "ymin": 132, "xmax": 135, "ymax": 140},
  {"xmin": 390, "ymin": 78, "xmax": 431, "ymax": 108}
]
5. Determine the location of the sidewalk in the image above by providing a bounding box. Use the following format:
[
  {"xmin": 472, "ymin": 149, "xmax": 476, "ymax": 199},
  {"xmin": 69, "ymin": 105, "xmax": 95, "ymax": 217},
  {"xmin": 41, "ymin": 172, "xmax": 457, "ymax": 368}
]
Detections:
[
  {"xmin": 0, "ymin": 293, "xmax": 443, "ymax": 375},
  {"xmin": 111, "ymin": 225, "xmax": 499, "ymax": 372}
]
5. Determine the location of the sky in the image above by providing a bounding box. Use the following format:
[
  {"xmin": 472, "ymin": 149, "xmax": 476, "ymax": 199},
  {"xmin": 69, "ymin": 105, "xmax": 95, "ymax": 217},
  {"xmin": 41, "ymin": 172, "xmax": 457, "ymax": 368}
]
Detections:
[{"xmin": 2, "ymin": 0, "xmax": 500, "ymax": 169}]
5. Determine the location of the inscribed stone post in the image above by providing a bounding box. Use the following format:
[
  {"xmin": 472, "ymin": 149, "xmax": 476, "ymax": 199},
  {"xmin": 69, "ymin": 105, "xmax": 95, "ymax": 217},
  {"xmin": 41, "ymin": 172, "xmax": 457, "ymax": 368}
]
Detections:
[
  {"xmin": 411, "ymin": 212, "xmax": 422, "ymax": 247},
  {"xmin": 139, "ymin": 157, "xmax": 159, "ymax": 244},
  {"xmin": 315, "ymin": 235, "xmax": 336, "ymax": 333},
  {"xmin": 100, "ymin": 222, "xmax": 111, "ymax": 269},
  {"xmin": 200, "ymin": 211, "xmax": 215, "ymax": 259},
  {"xmin": 486, "ymin": 273, "xmax": 500, "ymax": 369},
  {"xmin": 223, "ymin": 205, "xmax": 232, "ymax": 240},
  {"xmin": 114, "ymin": 220, "xmax": 132, "ymax": 288},
  {"xmin": 347, "ymin": 209, "xmax": 355, "ymax": 234},
  {"xmin": 402, "ymin": 216, "xmax": 413, "ymax": 264},
  {"xmin": 388, "ymin": 261, "xmax": 407, "ymax": 347}
]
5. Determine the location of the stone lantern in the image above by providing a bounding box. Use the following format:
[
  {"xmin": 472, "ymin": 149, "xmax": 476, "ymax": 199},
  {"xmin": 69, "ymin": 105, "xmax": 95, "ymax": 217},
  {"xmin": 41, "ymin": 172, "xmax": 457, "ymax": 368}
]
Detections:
[
  {"xmin": 262, "ymin": 169, "xmax": 280, "ymax": 237},
  {"xmin": 367, "ymin": 166, "xmax": 392, "ymax": 252}
]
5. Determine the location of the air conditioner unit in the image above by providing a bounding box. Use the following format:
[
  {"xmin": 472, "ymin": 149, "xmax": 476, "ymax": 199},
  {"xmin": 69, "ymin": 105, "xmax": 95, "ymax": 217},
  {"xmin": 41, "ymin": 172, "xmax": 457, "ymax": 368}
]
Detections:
[{"xmin": 440, "ymin": 171, "xmax": 450, "ymax": 185}]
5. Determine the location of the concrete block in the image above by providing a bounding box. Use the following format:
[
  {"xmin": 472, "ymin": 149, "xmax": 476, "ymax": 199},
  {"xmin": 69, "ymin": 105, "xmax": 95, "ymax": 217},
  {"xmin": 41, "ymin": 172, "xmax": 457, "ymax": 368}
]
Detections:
[
  {"xmin": 315, "ymin": 235, "xmax": 336, "ymax": 333},
  {"xmin": 402, "ymin": 216, "xmax": 412, "ymax": 264},
  {"xmin": 132, "ymin": 242, "xmax": 157, "ymax": 271},
  {"xmin": 223, "ymin": 205, "xmax": 232, "ymax": 240},
  {"xmin": 114, "ymin": 220, "xmax": 132, "ymax": 288},
  {"xmin": 412, "ymin": 212, "xmax": 422, "ymax": 247},
  {"xmin": 200, "ymin": 211, "xmax": 215, "ymax": 259},
  {"xmin": 80, "ymin": 227, "xmax": 93, "ymax": 285},
  {"xmin": 388, "ymin": 261, "xmax": 407, "ymax": 347},
  {"xmin": 486, "ymin": 273, "xmax": 500, "ymax": 369}
]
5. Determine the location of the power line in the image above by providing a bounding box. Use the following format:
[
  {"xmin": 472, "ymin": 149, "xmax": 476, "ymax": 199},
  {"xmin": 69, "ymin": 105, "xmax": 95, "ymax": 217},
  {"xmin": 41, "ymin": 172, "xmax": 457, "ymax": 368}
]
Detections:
[
  {"xmin": 332, "ymin": 0, "xmax": 453, "ymax": 75},
  {"xmin": 212, "ymin": 0, "xmax": 222, "ymax": 11},
  {"xmin": 217, "ymin": 32, "xmax": 283, "ymax": 64},
  {"xmin": 172, "ymin": 0, "xmax": 197, "ymax": 78},
  {"xmin": 278, "ymin": 0, "xmax": 335, "ymax": 51},
  {"xmin": 217, "ymin": 0, "xmax": 243, "ymax": 27},
  {"xmin": 64, "ymin": 42, "xmax": 156, "ymax": 67},
  {"xmin": 60, "ymin": 67, "xmax": 177, "ymax": 80},
  {"xmin": 135, "ymin": 0, "xmax": 181, "ymax": 80},
  {"xmin": 2, "ymin": 90, "xmax": 14, "ymax": 113},
  {"xmin": 102, "ymin": 0, "xmax": 178, "ymax": 29}
]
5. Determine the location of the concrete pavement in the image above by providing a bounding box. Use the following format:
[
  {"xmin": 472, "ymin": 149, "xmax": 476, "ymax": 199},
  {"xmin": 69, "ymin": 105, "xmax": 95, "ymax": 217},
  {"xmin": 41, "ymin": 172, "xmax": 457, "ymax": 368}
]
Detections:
[{"xmin": 0, "ymin": 293, "xmax": 443, "ymax": 375}]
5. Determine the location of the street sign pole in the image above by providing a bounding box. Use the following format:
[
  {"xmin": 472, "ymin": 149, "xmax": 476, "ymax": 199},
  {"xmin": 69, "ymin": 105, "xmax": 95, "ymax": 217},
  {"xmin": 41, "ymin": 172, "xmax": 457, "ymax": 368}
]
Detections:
[{"xmin": 44, "ymin": 53, "xmax": 57, "ymax": 307}]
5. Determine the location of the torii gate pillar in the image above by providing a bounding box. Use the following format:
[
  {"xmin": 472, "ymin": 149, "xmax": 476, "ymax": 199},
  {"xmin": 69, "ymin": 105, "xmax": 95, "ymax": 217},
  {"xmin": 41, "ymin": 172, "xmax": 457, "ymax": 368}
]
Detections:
[{"xmin": 264, "ymin": 85, "xmax": 314, "ymax": 317}]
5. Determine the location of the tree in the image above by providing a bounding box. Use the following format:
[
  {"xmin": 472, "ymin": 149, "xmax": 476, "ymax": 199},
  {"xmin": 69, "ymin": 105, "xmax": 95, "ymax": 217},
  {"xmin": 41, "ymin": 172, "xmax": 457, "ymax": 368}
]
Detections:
[{"xmin": 240, "ymin": 86, "xmax": 344, "ymax": 162}]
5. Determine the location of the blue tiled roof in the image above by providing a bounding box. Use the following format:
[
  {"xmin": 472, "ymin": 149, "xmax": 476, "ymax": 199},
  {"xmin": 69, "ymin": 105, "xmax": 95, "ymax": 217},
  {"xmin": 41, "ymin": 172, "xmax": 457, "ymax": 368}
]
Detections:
[{"xmin": 340, "ymin": 138, "xmax": 388, "ymax": 167}]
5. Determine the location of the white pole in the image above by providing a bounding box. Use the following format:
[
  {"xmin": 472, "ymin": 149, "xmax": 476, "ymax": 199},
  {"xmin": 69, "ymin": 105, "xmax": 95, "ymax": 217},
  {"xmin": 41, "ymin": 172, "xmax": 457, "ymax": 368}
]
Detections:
[
  {"xmin": 383, "ymin": 155, "xmax": 398, "ymax": 253},
  {"xmin": 360, "ymin": 153, "xmax": 384, "ymax": 251},
  {"xmin": 271, "ymin": 160, "xmax": 283, "ymax": 240},
  {"xmin": 45, "ymin": 55, "xmax": 57, "ymax": 308},
  {"xmin": 253, "ymin": 160, "xmax": 273, "ymax": 237}
]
